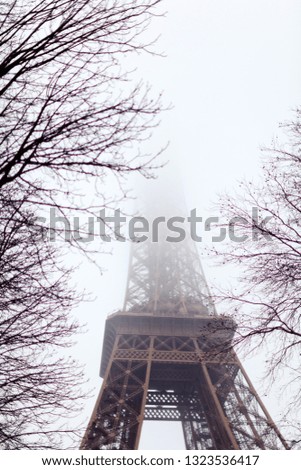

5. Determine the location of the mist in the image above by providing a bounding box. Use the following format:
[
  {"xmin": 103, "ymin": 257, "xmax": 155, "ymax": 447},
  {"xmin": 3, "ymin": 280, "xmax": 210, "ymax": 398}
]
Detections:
[{"xmin": 70, "ymin": 0, "xmax": 301, "ymax": 449}]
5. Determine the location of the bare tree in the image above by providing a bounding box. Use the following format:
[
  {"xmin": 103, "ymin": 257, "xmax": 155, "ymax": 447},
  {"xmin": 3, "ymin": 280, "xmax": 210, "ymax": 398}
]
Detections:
[
  {"xmin": 0, "ymin": 0, "xmax": 164, "ymax": 211},
  {"xmin": 213, "ymin": 109, "xmax": 301, "ymax": 445},
  {"xmin": 0, "ymin": 0, "xmax": 164, "ymax": 448},
  {"xmin": 0, "ymin": 185, "xmax": 88, "ymax": 449}
]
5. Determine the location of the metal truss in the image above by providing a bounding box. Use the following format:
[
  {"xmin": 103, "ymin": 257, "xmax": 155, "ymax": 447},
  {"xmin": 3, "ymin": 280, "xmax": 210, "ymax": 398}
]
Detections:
[
  {"xmin": 81, "ymin": 218, "xmax": 288, "ymax": 450},
  {"xmin": 81, "ymin": 331, "xmax": 288, "ymax": 450},
  {"xmin": 123, "ymin": 232, "xmax": 216, "ymax": 316}
]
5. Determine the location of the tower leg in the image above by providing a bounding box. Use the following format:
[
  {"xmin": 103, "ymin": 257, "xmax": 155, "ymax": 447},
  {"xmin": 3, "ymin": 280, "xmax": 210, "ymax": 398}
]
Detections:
[{"xmin": 80, "ymin": 335, "xmax": 152, "ymax": 450}]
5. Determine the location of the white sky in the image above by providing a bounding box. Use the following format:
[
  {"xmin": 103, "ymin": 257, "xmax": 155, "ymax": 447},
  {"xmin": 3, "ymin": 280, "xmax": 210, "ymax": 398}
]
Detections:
[{"xmin": 71, "ymin": 1, "xmax": 301, "ymax": 449}]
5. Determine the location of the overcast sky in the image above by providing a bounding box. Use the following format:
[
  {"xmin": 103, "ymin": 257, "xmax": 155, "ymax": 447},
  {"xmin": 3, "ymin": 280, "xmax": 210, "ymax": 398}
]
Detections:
[{"xmin": 71, "ymin": 1, "xmax": 301, "ymax": 449}]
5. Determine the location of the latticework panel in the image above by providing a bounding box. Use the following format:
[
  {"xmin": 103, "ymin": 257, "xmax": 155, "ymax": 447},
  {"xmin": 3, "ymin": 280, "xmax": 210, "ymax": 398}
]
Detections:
[
  {"xmin": 183, "ymin": 419, "xmax": 214, "ymax": 450},
  {"xmin": 124, "ymin": 237, "xmax": 216, "ymax": 316},
  {"xmin": 207, "ymin": 363, "xmax": 287, "ymax": 450},
  {"xmin": 81, "ymin": 358, "xmax": 149, "ymax": 450}
]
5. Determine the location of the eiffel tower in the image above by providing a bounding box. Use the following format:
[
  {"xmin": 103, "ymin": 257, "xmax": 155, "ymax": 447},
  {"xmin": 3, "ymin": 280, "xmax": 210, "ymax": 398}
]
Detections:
[{"xmin": 80, "ymin": 200, "xmax": 288, "ymax": 450}]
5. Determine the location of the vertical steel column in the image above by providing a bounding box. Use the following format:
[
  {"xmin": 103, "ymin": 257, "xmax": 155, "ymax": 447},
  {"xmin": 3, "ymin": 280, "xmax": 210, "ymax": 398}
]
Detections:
[{"xmin": 134, "ymin": 337, "xmax": 154, "ymax": 449}]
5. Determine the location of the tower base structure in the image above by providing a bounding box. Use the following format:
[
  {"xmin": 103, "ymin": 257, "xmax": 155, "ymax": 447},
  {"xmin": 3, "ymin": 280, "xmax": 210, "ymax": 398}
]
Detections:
[{"xmin": 80, "ymin": 310, "xmax": 288, "ymax": 450}]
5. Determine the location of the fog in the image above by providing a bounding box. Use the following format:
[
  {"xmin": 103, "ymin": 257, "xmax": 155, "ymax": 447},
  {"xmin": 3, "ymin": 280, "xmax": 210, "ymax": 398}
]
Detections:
[{"xmin": 71, "ymin": 1, "xmax": 301, "ymax": 449}]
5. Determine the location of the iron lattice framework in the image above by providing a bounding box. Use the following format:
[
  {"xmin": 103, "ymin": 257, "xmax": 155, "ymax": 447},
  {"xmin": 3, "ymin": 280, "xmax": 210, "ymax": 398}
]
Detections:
[{"xmin": 81, "ymin": 220, "xmax": 288, "ymax": 450}]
